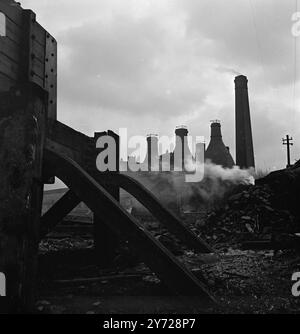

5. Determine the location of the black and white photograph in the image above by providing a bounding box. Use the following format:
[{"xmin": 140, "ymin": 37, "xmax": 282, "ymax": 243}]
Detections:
[{"xmin": 0, "ymin": 0, "xmax": 300, "ymax": 318}]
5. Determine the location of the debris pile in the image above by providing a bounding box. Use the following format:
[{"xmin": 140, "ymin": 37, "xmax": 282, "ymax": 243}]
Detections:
[{"xmin": 199, "ymin": 183, "xmax": 298, "ymax": 245}]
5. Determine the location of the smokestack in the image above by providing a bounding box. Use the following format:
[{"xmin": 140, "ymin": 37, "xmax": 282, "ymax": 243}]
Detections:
[
  {"xmin": 173, "ymin": 126, "xmax": 192, "ymax": 171},
  {"xmin": 205, "ymin": 121, "xmax": 235, "ymax": 168},
  {"xmin": 146, "ymin": 134, "xmax": 159, "ymax": 171},
  {"xmin": 235, "ymin": 75, "xmax": 255, "ymax": 169},
  {"xmin": 210, "ymin": 121, "xmax": 222, "ymax": 138}
]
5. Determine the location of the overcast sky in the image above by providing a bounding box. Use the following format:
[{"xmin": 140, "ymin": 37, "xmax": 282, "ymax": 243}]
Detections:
[{"xmin": 21, "ymin": 0, "xmax": 300, "ymax": 171}]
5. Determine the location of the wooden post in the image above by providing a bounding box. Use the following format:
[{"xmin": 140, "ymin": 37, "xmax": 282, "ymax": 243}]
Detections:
[
  {"xmin": 0, "ymin": 84, "xmax": 46, "ymax": 312},
  {"xmin": 93, "ymin": 131, "xmax": 120, "ymax": 268},
  {"xmin": 282, "ymin": 135, "xmax": 293, "ymax": 168}
]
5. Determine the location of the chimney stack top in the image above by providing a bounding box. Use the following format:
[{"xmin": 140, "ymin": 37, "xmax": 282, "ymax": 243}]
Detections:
[
  {"xmin": 210, "ymin": 119, "xmax": 220, "ymax": 124},
  {"xmin": 210, "ymin": 121, "xmax": 222, "ymax": 138},
  {"xmin": 147, "ymin": 134, "xmax": 158, "ymax": 138},
  {"xmin": 235, "ymin": 75, "xmax": 248, "ymax": 89},
  {"xmin": 175, "ymin": 126, "xmax": 188, "ymax": 137}
]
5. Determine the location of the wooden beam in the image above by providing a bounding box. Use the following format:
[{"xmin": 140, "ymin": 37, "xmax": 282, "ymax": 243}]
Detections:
[
  {"xmin": 94, "ymin": 173, "xmax": 214, "ymax": 254},
  {"xmin": 45, "ymin": 123, "xmax": 213, "ymax": 254},
  {"xmin": 45, "ymin": 121, "xmax": 93, "ymax": 184},
  {"xmin": 0, "ymin": 1, "xmax": 23, "ymax": 27},
  {"xmin": 44, "ymin": 31, "xmax": 57, "ymax": 120},
  {"xmin": 40, "ymin": 190, "xmax": 81, "ymax": 239},
  {"xmin": 44, "ymin": 147, "xmax": 215, "ymax": 301},
  {"xmin": 46, "ymin": 120, "xmax": 92, "ymax": 167},
  {"xmin": 0, "ymin": 83, "xmax": 47, "ymax": 312},
  {"xmin": 0, "ymin": 2, "xmax": 57, "ymax": 113}
]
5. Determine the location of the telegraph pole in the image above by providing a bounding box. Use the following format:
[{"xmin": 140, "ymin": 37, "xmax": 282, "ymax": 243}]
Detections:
[{"xmin": 282, "ymin": 135, "xmax": 294, "ymax": 168}]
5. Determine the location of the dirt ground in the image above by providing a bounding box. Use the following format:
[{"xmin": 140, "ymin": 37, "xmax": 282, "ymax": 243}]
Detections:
[{"xmin": 36, "ymin": 233, "xmax": 300, "ymax": 314}]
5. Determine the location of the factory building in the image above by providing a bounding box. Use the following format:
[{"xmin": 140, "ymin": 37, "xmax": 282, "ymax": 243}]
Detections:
[
  {"xmin": 133, "ymin": 75, "xmax": 255, "ymax": 172},
  {"xmin": 142, "ymin": 122, "xmax": 234, "ymax": 171}
]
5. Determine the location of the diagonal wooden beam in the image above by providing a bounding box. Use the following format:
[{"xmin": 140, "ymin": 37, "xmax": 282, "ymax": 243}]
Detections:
[
  {"xmin": 93, "ymin": 173, "xmax": 214, "ymax": 254},
  {"xmin": 40, "ymin": 190, "xmax": 81, "ymax": 238},
  {"xmin": 44, "ymin": 147, "xmax": 215, "ymax": 301}
]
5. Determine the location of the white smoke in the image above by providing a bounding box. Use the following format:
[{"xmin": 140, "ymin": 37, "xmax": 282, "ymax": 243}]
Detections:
[
  {"xmin": 122, "ymin": 162, "xmax": 255, "ymax": 213},
  {"xmin": 216, "ymin": 66, "xmax": 242, "ymax": 76},
  {"xmin": 204, "ymin": 162, "xmax": 255, "ymax": 185},
  {"xmin": 169, "ymin": 162, "xmax": 255, "ymax": 210}
]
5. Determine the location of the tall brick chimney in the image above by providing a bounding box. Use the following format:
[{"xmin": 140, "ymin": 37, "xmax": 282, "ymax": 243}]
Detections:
[
  {"xmin": 173, "ymin": 126, "xmax": 192, "ymax": 171},
  {"xmin": 235, "ymin": 75, "xmax": 255, "ymax": 169},
  {"xmin": 146, "ymin": 134, "xmax": 159, "ymax": 171}
]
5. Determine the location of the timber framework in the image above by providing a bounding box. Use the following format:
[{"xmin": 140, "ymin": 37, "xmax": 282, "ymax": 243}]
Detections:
[{"xmin": 0, "ymin": 0, "xmax": 216, "ymax": 312}]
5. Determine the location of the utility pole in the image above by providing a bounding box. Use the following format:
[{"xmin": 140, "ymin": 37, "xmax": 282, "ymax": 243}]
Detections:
[{"xmin": 282, "ymin": 135, "xmax": 293, "ymax": 168}]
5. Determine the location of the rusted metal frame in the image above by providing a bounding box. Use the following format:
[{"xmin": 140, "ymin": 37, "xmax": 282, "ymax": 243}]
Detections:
[{"xmin": 44, "ymin": 147, "xmax": 215, "ymax": 300}]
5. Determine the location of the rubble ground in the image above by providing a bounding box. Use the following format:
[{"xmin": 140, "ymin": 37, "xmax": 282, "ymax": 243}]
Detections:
[
  {"xmin": 36, "ymin": 180, "xmax": 300, "ymax": 314},
  {"xmin": 37, "ymin": 234, "xmax": 300, "ymax": 314}
]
